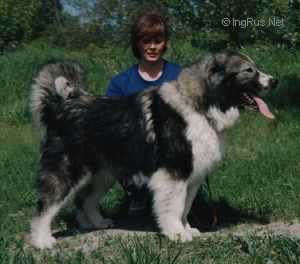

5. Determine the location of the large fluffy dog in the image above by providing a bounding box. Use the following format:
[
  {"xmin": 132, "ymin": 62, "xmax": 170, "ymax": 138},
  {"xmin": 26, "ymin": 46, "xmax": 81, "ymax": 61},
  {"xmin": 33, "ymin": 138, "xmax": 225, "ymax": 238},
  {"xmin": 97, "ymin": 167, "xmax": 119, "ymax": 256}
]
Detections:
[{"xmin": 30, "ymin": 51, "xmax": 277, "ymax": 249}]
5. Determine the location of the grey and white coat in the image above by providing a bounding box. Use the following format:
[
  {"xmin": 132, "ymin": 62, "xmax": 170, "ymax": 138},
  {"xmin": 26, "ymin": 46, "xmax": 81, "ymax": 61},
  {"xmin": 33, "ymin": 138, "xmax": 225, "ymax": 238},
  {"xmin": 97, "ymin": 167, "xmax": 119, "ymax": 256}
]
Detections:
[{"xmin": 30, "ymin": 51, "xmax": 277, "ymax": 249}]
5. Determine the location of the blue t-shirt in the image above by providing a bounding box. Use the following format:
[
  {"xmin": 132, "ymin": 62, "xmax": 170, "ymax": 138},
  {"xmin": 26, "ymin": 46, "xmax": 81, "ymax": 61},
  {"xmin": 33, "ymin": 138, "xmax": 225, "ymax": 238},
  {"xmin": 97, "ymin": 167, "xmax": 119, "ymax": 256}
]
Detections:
[{"xmin": 106, "ymin": 60, "xmax": 181, "ymax": 97}]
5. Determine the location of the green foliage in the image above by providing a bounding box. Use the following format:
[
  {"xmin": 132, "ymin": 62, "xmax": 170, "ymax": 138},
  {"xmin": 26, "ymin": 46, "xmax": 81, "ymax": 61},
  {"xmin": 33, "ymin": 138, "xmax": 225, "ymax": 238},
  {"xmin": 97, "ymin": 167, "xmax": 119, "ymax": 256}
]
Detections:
[
  {"xmin": 0, "ymin": 0, "xmax": 40, "ymax": 51},
  {"xmin": 164, "ymin": 0, "xmax": 300, "ymax": 48},
  {"xmin": 0, "ymin": 0, "xmax": 62, "ymax": 53},
  {"xmin": 1, "ymin": 0, "xmax": 300, "ymax": 52},
  {"xmin": 40, "ymin": 17, "xmax": 92, "ymax": 50},
  {"xmin": 40, "ymin": 0, "xmax": 299, "ymax": 52},
  {"xmin": 37, "ymin": 0, "xmax": 63, "ymax": 32}
]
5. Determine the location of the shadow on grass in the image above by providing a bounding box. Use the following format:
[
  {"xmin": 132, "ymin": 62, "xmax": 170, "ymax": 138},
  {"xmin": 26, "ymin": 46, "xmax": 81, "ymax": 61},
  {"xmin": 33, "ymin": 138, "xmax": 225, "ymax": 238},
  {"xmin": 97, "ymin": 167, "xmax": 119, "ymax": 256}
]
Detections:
[
  {"xmin": 189, "ymin": 196, "xmax": 270, "ymax": 232},
  {"xmin": 54, "ymin": 194, "xmax": 270, "ymax": 239},
  {"xmin": 53, "ymin": 211, "xmax": 158, "ymax": 239}
]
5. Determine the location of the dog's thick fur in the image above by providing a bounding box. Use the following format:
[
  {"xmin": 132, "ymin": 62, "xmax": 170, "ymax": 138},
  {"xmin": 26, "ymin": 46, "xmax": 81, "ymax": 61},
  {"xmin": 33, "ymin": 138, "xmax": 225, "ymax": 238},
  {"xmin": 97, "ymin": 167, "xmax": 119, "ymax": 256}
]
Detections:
[{"xmin": 30, "ymin": 52, "xmax": 277, "ymax": 249}]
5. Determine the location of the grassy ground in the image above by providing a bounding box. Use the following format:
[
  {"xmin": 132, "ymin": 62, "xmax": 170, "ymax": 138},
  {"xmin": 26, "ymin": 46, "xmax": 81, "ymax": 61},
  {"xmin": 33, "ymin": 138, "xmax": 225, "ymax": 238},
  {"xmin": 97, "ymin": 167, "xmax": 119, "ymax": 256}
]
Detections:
[{"xmin": 0, "ymin": 42, "xmax": 300, "ymax": 263}]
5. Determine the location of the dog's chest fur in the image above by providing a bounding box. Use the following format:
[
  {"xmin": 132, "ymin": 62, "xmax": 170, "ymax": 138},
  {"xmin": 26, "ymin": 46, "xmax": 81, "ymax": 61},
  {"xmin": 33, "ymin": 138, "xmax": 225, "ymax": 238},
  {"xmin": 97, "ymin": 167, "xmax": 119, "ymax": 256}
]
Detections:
[
  {"xmin": 184, "ymin": 111, "xmax": 223, "ymax": 182},
  {"xmin": 157, "ymin": 84, "xmax": 233, "ymax": 182}
]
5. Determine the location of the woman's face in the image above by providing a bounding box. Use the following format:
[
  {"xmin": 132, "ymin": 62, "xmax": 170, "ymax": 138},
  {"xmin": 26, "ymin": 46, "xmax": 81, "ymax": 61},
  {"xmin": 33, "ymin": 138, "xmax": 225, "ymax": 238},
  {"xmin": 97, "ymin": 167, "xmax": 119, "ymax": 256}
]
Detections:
[{"xmin": 138, "ymin": 35, "xmax": 166, "ymax": 63}]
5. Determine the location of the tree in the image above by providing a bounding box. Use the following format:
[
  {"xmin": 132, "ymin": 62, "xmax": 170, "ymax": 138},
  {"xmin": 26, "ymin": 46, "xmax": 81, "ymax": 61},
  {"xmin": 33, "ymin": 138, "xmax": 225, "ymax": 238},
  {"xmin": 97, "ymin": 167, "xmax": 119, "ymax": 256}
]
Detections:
[{"xmin": 0, "ymin": 0, "xmax": 62, "ymax": 52}]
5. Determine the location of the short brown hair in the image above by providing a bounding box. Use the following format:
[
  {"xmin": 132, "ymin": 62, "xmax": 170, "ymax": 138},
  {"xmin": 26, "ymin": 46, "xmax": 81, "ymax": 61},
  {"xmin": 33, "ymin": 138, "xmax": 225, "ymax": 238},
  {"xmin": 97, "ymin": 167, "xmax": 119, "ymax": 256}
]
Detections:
[{"xmin": 131, "ymin": 9, "xmax": 169, "ymax": 59}]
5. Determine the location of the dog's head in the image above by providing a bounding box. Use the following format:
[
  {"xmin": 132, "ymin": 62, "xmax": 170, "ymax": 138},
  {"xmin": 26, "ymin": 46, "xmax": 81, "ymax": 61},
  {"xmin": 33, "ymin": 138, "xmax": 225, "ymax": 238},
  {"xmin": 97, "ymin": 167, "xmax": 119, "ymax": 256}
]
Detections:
[{"xmin": 204, "ymin": 51, "xmax": 278, "ymax": 119}]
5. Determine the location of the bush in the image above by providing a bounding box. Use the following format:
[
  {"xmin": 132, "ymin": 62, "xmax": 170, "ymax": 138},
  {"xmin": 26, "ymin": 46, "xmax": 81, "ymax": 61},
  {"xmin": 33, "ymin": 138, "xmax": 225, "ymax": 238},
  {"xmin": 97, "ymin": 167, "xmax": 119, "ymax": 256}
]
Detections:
[{"xmin": 0, "ymin": 0, "xmax": 62, "ymax": 53}]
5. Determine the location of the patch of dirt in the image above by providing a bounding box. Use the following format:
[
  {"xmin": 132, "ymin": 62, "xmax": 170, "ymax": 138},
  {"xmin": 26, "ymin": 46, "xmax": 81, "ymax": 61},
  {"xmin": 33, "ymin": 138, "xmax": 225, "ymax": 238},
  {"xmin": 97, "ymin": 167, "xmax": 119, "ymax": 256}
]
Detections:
[
  {"xmin": 222, "ymin": 220, "xmax": 300, "ymax": 237},
  {"xmin": 24, "ymin": 217, "xmax": 300, "ymax": 253}
]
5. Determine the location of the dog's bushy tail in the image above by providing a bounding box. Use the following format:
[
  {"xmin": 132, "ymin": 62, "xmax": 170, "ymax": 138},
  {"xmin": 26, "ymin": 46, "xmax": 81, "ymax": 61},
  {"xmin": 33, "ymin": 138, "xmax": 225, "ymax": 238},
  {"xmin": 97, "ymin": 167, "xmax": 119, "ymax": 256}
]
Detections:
[{"xmin": 31, "ymin": 62, "xmax": 87, "ymax": 128}]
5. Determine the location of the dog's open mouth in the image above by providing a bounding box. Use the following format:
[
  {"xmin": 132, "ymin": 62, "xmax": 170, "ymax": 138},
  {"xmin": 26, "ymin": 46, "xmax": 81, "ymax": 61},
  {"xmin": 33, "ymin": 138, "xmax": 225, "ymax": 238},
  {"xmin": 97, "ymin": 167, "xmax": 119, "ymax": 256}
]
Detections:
[{"xmin": 242, "ymin": 93, "xmax": 275, "ymax": 119}]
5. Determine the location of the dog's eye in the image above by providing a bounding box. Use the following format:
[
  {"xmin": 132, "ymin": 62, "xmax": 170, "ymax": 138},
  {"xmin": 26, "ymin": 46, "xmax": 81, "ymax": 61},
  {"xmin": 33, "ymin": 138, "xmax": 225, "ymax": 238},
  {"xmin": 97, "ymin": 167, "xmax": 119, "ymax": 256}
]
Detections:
[{"xmin": 245, "ymin": 68, "xmax": 254, "ymax": 73}]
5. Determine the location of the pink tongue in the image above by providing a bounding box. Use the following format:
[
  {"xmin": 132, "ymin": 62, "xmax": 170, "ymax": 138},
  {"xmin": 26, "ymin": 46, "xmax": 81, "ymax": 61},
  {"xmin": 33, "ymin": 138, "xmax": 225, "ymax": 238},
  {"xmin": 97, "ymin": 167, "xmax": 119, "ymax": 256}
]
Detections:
[{"xmin": 253, "ymin": 96, "xmax": 275, "ymax": 119}]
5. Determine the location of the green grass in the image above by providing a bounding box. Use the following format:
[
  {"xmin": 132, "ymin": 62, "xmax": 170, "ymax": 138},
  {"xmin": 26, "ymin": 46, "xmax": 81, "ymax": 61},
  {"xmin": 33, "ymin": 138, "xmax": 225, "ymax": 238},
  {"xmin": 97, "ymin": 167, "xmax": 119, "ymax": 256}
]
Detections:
[
  {"xmin": 0, "ymin": 42, "xmax": 300, "ymax": 262},
  {"xmin": 2, "ymin": 234, "xmax": 300, "ymax": 263}
]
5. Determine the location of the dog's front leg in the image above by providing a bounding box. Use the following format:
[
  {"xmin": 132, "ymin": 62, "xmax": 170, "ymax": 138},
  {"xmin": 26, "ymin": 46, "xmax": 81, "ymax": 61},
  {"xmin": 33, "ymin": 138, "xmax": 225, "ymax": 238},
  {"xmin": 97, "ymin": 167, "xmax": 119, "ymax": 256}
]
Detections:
[
  {"xmin": 182, "ymin": 182, "xmax": 201, "ymax": 237},
  {"xmin": 149, "ymin": 169, "xmax": 192, "ymax": 242}
]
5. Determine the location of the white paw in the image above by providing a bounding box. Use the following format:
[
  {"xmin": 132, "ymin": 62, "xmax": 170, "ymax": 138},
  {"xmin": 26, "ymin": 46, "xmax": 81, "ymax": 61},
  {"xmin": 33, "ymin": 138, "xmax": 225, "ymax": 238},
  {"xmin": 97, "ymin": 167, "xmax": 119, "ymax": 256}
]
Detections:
[
  {"xmin": 164, "ymin": 230, "xmax": 193, "ymax": 242},
  {"xmin": 186, "ymin": 226, "xmax": 201, "ymax": 237},
  {"xmin": 31, "ymin": 234, "xmax": 56, "ymax": 249}
]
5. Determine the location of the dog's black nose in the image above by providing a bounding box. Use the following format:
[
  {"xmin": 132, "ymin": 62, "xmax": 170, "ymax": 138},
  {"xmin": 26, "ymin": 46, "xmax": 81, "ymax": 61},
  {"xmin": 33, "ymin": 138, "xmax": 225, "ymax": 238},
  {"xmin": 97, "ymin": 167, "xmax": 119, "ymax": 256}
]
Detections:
[{"xmin": 270, "ymin": 78, "xmax": 278, "ymax": 88}]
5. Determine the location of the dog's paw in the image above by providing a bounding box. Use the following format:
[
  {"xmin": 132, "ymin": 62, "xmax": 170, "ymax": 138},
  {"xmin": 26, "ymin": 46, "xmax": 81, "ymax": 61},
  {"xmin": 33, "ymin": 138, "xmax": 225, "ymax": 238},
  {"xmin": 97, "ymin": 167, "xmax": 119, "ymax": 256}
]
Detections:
[
  {"xmin": 164, "ymin": 230, "xmax": 193, "ymax": 242},
  {"xmin": 185, "ymin": 225, "xmax": 201, "ymax": 237},
  {"xmin": 30, "ymin": 234, "xmax": 56, "ymax": 249}
]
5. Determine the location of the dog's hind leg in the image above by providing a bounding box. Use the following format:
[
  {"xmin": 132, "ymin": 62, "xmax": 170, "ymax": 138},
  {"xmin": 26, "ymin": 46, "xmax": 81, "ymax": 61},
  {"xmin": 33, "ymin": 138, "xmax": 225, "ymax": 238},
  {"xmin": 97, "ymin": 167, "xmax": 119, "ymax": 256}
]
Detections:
[
  {"xmin": 30, "ymin": 172, "xmax": 90, "ymax": 249},
  {"xmin": 75, "ymin": 170, "xmax": 115, "ymax": 229},
  {"xmin": 149, "ymin": 169, "xmax": 192, "ymax": 242}
]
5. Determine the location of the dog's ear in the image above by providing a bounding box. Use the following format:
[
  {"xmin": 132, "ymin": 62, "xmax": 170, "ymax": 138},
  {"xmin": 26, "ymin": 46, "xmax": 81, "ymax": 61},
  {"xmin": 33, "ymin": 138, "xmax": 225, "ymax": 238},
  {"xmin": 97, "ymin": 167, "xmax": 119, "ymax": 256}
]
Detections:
[
  {"xmin": 208, "ymin": 52, "xmax": 240, "ymax": 89},
  {"xmin": 208, "ymin": 62, "xmax": 226, "ymax": 89}
]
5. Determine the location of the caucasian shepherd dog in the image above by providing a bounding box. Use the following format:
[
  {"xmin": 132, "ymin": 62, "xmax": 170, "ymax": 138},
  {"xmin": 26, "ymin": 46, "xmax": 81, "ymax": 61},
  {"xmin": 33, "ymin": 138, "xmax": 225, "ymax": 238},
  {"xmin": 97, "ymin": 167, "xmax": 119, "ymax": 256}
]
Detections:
[{"xmin": 30, "ymin": 51, "xmax": 277, "ymax": 249}]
